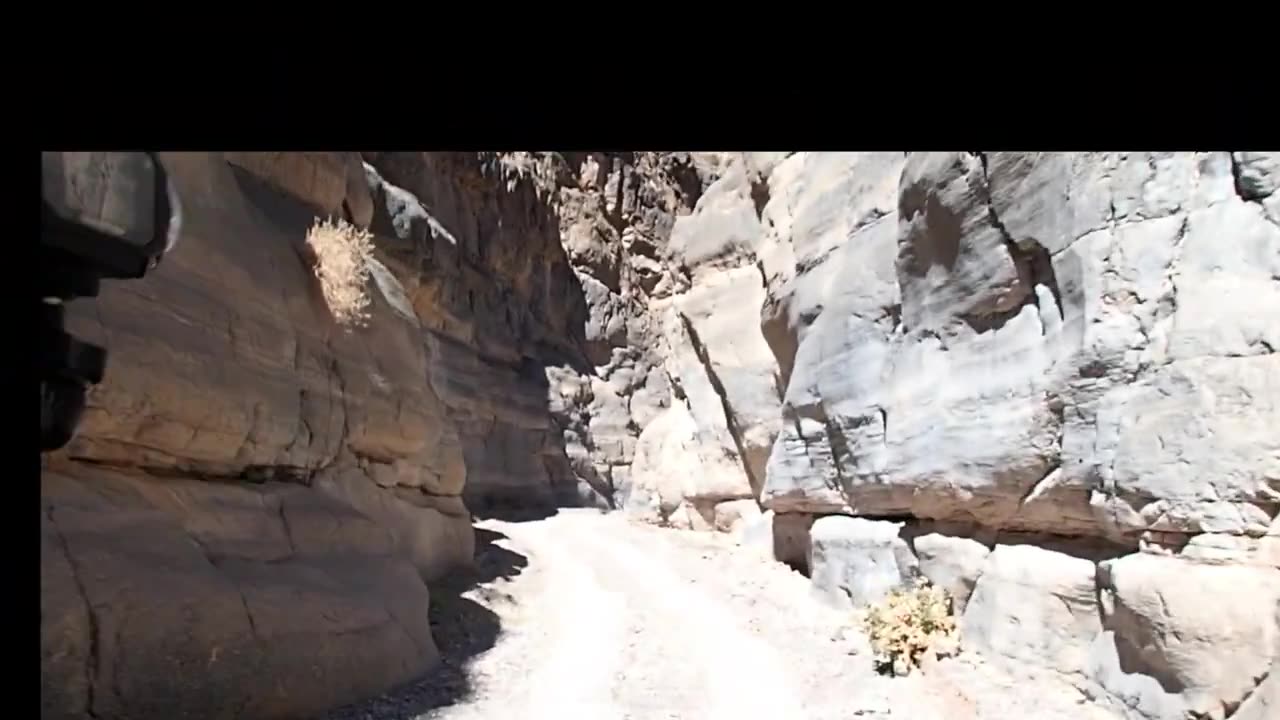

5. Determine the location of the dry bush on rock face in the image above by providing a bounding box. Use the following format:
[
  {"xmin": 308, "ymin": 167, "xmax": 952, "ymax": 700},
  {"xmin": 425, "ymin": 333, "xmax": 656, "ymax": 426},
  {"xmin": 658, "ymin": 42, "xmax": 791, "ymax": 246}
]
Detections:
[
  {"xmin": 863, "ymin": 577, "xmax": 959, "ymax": 677},
  {"xmin": 305, "ymin": 216, "xmax": 374, "ymax": 328}
]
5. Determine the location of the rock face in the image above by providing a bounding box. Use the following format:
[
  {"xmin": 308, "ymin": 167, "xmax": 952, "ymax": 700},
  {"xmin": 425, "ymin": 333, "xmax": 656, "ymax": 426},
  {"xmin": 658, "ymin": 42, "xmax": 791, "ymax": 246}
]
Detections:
[
  {"xmin": 749, "ymin": 151, "xmax": 1280, "ymax": 719},
  {"xmin": 41, "ymin": 150, "xmax": 715, "ymax": 718},
  {"xmin": 41, "ymin": 466, "xmax": 437, "ymax": 720},
  {"xmin": 623, "ymin": 155, "xmax": 784, "ymax": 528},
  {"xmin": 42, "ymin": 150, "xmax": 1280, "ymax": 719},
  {"xmin": 43, "ymin": 152, "xmax": 480, "ymax": 718},
  {"xmin": 1090, "ymin": 554, "xmax": 1280, "ymax": 720}
]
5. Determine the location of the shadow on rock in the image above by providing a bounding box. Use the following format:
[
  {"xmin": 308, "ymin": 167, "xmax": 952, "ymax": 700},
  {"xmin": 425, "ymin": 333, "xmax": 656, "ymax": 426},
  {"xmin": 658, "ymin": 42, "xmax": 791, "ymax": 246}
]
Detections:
[
  {"xmin": 468, "ymin": 526, "xmax": 529, "ymax": 584},
  {"xmin": 319, "ymin": 526, "xmax": 528, "ymax": 719},
  {"xmin": 470, "ymin": 498, "xmax": 562, "ymax": 523}
]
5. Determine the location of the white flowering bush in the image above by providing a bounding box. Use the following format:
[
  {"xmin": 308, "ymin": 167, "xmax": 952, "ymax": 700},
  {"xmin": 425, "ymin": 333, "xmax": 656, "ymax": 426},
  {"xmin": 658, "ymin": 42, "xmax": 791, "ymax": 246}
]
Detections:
[{"xmin": 862, "ymin": 577, "xmax": 959, "ymax": 676}]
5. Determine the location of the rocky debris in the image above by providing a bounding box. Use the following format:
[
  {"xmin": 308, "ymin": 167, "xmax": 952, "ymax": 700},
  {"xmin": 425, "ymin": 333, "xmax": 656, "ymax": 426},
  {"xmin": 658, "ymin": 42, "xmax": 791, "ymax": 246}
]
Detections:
[{"xmin": 776, "ymin": 510, "xmax": 1280, "ymax": 720}]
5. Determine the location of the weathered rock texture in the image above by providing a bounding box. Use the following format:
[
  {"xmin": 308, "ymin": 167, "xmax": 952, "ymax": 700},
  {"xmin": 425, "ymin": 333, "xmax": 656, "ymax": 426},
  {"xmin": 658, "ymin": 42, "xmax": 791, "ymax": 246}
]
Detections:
[
  {"xmin": 41, "ymin": 150, "xmax": 717, "ymax": 719},
  {"xmin": 42, "ymin": 466, "xmax": 437, "ymax": 720},
  {"xmin": 747, "ymin": 151, "xmax": 1280, "ymax": 720},
  {"xmin": 42, "ymin": 150, "xmax": 1280, "ymax": 719},
  {"xmin": 43, "ymin": 152, "xmax": 482, "ymax": 719}
]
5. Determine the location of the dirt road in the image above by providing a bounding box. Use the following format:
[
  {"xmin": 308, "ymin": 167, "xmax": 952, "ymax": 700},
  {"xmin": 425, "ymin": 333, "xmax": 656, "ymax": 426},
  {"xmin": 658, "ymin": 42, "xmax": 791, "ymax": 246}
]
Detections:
[{"xmin": 326, "ymin": 509, "xmax": 1112, "ymax": 720}]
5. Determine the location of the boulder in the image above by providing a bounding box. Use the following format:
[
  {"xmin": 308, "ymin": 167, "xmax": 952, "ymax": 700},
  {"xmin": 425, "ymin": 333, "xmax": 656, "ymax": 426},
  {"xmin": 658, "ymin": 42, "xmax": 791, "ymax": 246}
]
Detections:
[
  {"xmin": 961, "ymin": 544, "xmax": 1101, "ymax": 680},
  {"xmin": 713, "ymin": 499, "xmax": 762, "ymax": 534},
  {"xmin": 1087, "ymin": 553, "xmax": 1280, "ymax": 720},
  {"xmin": 912, "ymin": 533, "xmax": 992, "ymax": 614},
  {"xmin": 625, "ymin": 396, "xmax": 754, "ymax": 523},
  {"xmin": 808, "ymin": 516, "xmax": 919, "ymax": 608},
  {"xmin": 736, "ymin": 508, "xmax": 775, "ymax": 558}
]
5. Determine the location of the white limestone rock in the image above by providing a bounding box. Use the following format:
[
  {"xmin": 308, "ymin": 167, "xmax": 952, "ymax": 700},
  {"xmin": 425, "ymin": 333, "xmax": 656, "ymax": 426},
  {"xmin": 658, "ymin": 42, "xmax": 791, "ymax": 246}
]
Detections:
[
  {"xmin": 961, "ymin": 544, "xmax": 1101, "ymax": 680},
  {"xmin": 912, "ymin": 533, "xmax": 992, "ymax": 615},
  {"xmin": 808, "ymin": 515, "xmax": 919, "ymax": 609},
  {"xmin": 1087, "ymin": 553, "xmax": 1280, "ymax": 720}
]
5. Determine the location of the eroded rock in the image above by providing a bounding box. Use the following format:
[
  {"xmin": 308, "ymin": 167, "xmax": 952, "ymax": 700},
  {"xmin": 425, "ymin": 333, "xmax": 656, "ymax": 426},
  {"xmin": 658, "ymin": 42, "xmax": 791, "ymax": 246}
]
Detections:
[
  {"xmin": 961, "ymin": 544, "xmax": 1101, "ymax": 680},
  {"xmin": 912, "ymin": 532, "xmax": 992, "ymax": 614},
  {"xmin": 809, "ymin": 516, "xmax": 919, "ymax": 608},
  {"xmin": 1088, "ymin": 554, "xmax": 1280, "ymax": 720}
]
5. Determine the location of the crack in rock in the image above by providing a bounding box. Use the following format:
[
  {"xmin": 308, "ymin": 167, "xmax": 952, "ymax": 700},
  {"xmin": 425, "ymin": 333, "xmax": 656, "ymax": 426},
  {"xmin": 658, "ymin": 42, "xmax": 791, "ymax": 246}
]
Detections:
[
  {"xmin": 184, "ymin": 529, "xmax": 262, "ymax": 641},
  {"xmin": 48, "ymin": 507, "xmax": 103, "ymax": 719},
  {"xmin": 966, "ymin": 153, "xmax": 1066, "ymax": 334},
  {"xmin": 678, "ymin": 312, "xmax": 763, "ymax": 498},
  {"xmin": 277, "ymin": 495, "xmax": 297, "ymax": 556}
]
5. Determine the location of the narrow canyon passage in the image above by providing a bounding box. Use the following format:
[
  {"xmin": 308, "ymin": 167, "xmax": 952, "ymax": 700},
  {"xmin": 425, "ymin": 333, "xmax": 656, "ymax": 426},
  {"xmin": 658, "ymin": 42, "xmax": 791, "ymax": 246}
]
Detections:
[
  {"xmin": 41, "ymin": 152, "xmax": 1280, "ymax": 720},
  {"xmin": 326, "ymin": 510, "xmax": 1109, "ymax": 720}
]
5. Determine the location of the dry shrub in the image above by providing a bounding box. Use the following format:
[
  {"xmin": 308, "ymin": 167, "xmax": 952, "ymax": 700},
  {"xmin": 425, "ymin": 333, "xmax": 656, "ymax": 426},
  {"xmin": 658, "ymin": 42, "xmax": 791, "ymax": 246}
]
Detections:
[
  {"xmin": 862, "ymin": 577, "xmax": 959, "ymax": 676},
  {"xmin": 305, "ymin": 216, "xmax": 374, "ymax": 328}
]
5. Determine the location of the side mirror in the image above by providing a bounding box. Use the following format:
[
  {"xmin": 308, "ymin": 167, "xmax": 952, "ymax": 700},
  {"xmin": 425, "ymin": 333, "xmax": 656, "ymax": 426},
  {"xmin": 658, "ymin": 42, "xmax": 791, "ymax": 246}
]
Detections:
[{"xmin": 40, "ymin": 151, "xmax": 182, "ymax": 283}]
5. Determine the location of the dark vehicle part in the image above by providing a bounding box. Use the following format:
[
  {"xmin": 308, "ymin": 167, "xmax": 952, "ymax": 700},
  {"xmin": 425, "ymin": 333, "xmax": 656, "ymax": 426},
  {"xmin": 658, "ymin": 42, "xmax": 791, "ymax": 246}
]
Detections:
[{"xmin": 39, "ymin": 152, "xmax": 182, "ymax": 451}]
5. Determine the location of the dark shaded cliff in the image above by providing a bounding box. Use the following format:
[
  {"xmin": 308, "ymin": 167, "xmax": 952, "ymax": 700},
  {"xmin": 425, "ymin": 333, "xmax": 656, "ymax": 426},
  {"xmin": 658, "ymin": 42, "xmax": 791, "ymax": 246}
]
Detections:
[{"xmin": 40, "ymin": 150, "xmax": 710, "ymax": 718}]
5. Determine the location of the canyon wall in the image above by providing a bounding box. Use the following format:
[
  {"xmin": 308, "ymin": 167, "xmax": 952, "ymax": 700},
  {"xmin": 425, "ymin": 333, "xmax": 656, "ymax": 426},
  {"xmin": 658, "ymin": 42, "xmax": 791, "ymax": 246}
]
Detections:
[
  {"xmin": 668, "ymin": 151, "xmax": 1280, "ymax": 720},
  {"xmin": 40, "ymin": 150, "xmax": 713, "ymax": 719},
  {"xmin": 41, "ymin": 151, "xmax": 1280, "ymax": 720}
]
